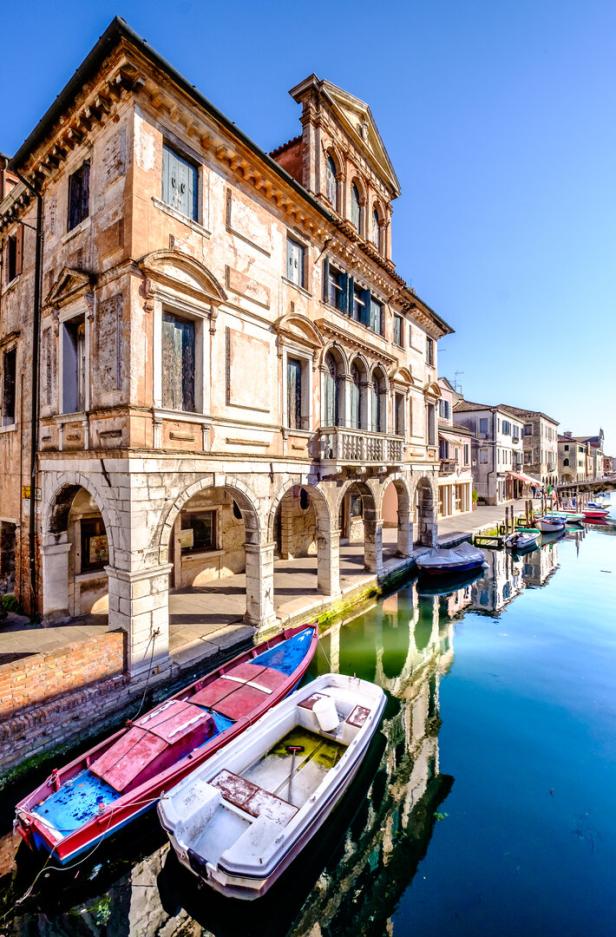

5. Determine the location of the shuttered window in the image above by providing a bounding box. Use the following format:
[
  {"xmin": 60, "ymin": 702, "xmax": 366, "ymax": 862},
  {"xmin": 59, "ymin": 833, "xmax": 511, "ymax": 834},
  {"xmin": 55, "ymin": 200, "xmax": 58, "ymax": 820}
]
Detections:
[
  {"xmin": 350, "ymin": 364, "xmax": 361, "ymax": 429},
  {"xmin": 1, "ymin": 348, "xmax": 16, "ymax": 426},
  {"xmin": 369, "ymin": 297, "xmax": 382, "ymax": 334},
  {"xmin": 162, "ymin": 144, "xmax": 198, "ymax": 221},
  {"xmin": 426, "ymin": 336, "xmax": 435, "ymax": 365},
  {"xmin": 323, "ymin": 352, "xmax": 340, "ymax": 427},
  {"xmin": 162, "ymin": 312, "xmax": 196, "ymax": 412},
  {"xmin": 287, "ymin": 357, "xmax": 303, "ymax": 429},
  {"xmin": 286, "ymin": 237, "xmax": 305, "ymax": 287},
  {"xmin": 327, "ymin": 263, "xmax": 347, "ymax": 311},
  {"xmin": 393, "ymin": 315, "xmax": 403, "ymax": 346},
  {"xmin": 6, "ymin": 226, "xmax": 23, "ymax": 283},
  {"xmin": 67, "ymin": 161, "xmax": 90, "ymax": 231}
]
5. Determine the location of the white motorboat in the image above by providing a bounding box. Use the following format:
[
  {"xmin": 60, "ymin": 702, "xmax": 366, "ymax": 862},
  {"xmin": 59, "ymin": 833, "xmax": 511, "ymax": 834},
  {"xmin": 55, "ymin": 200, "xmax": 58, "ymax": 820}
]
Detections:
[
  {"xmin": 158, "ymin": 673, "xmax": 386, "ymax": 900},
  {"xmin": 504, "ymin": 531, "xmax": 539, "ymax": 552},
  {"xmin": 535, "ymin": 515, "xmax": 566, "ymax": 534},
  {"xmin": 415, "ymin": 541, "xmax": 486, "ymax": 576}
]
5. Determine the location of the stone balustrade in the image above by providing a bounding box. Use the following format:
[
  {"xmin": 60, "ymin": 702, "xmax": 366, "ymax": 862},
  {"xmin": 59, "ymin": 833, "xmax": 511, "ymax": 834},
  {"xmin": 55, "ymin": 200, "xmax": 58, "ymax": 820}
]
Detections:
[{"xmin": 317, "ymin": 427, "xmax": 404, "ymax": 465}]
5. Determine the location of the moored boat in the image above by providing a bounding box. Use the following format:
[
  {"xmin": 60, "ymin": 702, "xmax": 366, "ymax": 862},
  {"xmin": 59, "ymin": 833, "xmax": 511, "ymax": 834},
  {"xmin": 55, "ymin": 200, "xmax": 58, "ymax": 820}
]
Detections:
[
  {"xmin": 504, "ymin": 531, "xmax": 539, "ymax": 552},
  {"xmin": 535, "ymin": 515, "xmax": 566, "ymax": 534},
  {"xmin": 158, "ymin": 673, "xmax": 386, "ymax": 900},
  {"xmin": 416, "ymin": 542, "xmax": 486, "ymax": 577},
  {"xmin": 14, "ymin": 625, "xmax": 318, "ymax": 865},
  {"xmin": 583, "ymin": 508, "xmax": 609, "ymax": 520}
]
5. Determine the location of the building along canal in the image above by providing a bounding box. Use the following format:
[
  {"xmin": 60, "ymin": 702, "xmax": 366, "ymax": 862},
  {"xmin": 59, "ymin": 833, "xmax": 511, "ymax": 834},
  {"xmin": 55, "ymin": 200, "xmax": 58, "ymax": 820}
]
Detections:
[{"xmin": 0, "ymin": 496, "xmax": 615, "ymax": 935}]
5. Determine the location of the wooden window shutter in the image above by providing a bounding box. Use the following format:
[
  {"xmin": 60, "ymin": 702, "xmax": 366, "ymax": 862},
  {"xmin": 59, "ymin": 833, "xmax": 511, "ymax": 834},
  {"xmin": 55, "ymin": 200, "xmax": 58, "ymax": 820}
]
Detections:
[
  {"xmin": 361, "ymin": 288, "xmax": 370, "ymax": 326},
  {"xmin": 322, "ymin": 257, "xmax": 329, "ymax": 303},
  {"xmin": 15, "ymin": 224, "xmax": 24, "ymax": 276}
]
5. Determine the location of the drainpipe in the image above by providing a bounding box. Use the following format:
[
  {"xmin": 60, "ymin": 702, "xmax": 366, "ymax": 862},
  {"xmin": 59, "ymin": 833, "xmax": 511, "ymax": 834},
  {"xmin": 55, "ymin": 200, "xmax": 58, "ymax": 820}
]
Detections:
[{"xmin": 14, "ymin": 170, "xmax": 44, "ymax": 616}]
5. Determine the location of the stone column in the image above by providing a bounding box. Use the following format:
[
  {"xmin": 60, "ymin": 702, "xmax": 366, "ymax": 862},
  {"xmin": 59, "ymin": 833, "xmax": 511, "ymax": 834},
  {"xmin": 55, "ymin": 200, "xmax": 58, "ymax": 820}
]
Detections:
[
  {"xmin": 364, "ymin": 520, "xmax": 384, "ymax": 575},
  {"xmin": 244, "ymin": 542, "xmax": 277, "ymax": 635},
  {"xmin": 41, "ymin": 533, "xmax": 71, "ymax": 620},
  {"xmin": 396, "ymin": 509, "xmax": 414, "ymax": 557},
  {"xmin": 106, "ymin": 563, "xmax": 172, "ymax": 679},
  {"xmin": 317, "ymin": 525, "xmax": 341, "ymax": 596}
]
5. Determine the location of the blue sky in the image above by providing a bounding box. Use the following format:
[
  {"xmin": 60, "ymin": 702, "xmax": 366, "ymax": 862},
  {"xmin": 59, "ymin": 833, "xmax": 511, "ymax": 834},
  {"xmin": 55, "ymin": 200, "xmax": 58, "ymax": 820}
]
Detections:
[{"xmin": 3, "ymin": 0, "xmax": 615, "ymax": 451}]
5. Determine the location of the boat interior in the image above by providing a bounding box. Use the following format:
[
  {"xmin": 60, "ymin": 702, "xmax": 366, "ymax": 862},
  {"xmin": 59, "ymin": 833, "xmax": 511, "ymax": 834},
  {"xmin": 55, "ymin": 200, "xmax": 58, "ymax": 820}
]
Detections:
[
  {"xmin": 29, "ymin": 630, "xmax": 313, "ymax": 838},
  {"xmin": 171, "ymin": 683, "xmax": 374, "ymax": 872}
]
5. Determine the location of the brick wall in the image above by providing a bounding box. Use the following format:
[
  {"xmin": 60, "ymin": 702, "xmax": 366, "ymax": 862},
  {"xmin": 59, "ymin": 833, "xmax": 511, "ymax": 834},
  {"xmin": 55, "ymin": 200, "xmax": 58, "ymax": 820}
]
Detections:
[{"xmin": 0, "ymin": 630, "xmax": 131, "ymax": 775}]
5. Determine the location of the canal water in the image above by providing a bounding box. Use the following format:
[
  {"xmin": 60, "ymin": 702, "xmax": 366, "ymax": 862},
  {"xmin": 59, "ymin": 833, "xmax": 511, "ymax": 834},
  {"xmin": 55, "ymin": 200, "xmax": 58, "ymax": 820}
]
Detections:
[{"xmin": 1, "ymin": 499, "xmax": 615, "ymax": 935}]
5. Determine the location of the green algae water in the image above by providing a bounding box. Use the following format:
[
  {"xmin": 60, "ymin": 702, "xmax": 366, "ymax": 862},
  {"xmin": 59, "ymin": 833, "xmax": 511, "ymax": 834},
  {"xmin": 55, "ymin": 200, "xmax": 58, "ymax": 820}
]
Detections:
[{"xmin": 1, "ymin": 500, "xmax": 615, "ymax": 935}]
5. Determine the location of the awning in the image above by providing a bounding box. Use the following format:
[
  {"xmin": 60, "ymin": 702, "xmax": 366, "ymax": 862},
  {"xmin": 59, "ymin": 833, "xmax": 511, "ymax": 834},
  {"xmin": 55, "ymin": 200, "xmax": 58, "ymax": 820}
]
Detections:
[{"xmin": 506, "ymin": 471, "xmax": 541, "ymax": 486}]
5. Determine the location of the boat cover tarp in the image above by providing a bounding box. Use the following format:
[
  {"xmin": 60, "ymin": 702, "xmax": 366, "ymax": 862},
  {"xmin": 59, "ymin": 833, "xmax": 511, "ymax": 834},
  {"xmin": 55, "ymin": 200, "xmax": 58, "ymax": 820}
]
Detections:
[{"xmin": 253, "ymin": 628, "xmax": 314, "ymax": 675}]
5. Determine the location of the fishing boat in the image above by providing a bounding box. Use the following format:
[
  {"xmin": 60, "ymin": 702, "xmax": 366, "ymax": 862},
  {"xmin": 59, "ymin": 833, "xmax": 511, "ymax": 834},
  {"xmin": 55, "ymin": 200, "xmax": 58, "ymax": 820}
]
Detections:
[
  {"xmin": 158, "ymin": 673, "xmax": 386, "ymax": 901},
  {"xmin": 415, "ymin": 542, "xmax": 486, "ymax": 577},
  {"xmin": 504, "ymin": 530, "xmax": 539, "ymax": 552},
  {"xmin": 14, "ymin": 625, "xmax": 318, "ymax": 865},
  {"xmin": 535, "ymin": 515, "xmax": 566, "ymax": 534}
]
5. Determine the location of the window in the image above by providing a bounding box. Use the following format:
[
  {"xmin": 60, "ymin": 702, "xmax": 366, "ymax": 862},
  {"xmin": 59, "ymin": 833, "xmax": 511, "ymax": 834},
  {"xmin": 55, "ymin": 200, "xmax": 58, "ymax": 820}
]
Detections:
[
  {"xmin": 524, "ymin": 451, "xmax": 532, "ymax": 464},
  {"xmin": 564, "ymin": 444, "xmax": 569, "ymax": 451},
  {"xmin": 479, "ymin": 417, "xmax": 489, "ymax": 435},
  {"xmin": 326, "ymin": 155, "xmax": 338, "ymax": 209},
  {"xmin": 350, "ymin": 183, "xmax": 362, "ymax": 232},
  {"xmin": 369, "ymin": 297, "xmax": 382, "ymax": 334},
  {"xmin": 439, "ymin": 438, "xmax": 449, "ymax": 460},
  {"xmin": 427, "ymin": 403, "xmax": 436, "ymax": 445},
  {"xmin": 523, "ymin": 423, "xmax": 533, "ymax": 435},
  {"xmin": 80, "ymin": 518, "xmax": 108, "ymax": 573},
  {"xmin": 439, "ymin": 399, "xmax": 451, "ymax": 419},
  {"xmin": 426, "ymin": 337, "xmax": 434, "ymax": 366},
  {"xmin": 464, "ymin": 443, "xmax": 469, "ymax": 464},
  {"xmin": 286, "ymin": 237, "xmax": 305, "ymax": 288},
  {"xmin": 352, "ymin": 283, "xmax": 367, "ymax": 323},
  {"xmin": 393, "ymin": 314, "xmax": 403, "ymax": 346},
  {"xmin": 563, "ymin": 458, "xmax": 570, "ymax": 467},
  {"xmin": 162, "ymin": 143, "xmax": 198, "ymax": 221},
  {"xmin": 323, "ymin": 352, "xmax": 340, "ymax": 426},
  {"xmin": 394, "ymin": 394, "xmax": 405, "ymax": 435},
  {"xmin": 350, "ymin": 363, "xmax": 362, "ymax": 429},
  {"xmin": 62, "ymin": 315, "xmax": 86, "ymax": 413},
  {"xmin": 286, "ymin": 357, "xmax": 304, "ymax": 429},
  {"xmin": 349, "ymin": 493, "xmax": 363, "ymax": 517},
  {"xmin": 5, "ymin": 226, "xmax": 23, "ymax": 283},
  {"xmin": 327, "ymin": 264, "xmax": 347, "ymax": 311},
  {"xmin": 162, "ymin": 312, "xmax": 196, "ymax": 412},
  {"xmin": 67, "ymin": 161, "xmax": 90, "ymax": 231},
  {"xmin": 370, "ymin": 208, "xmax": 380, "ymax": 250},
  {"xmin": 480, "ymin": 449, "xmax": 488, "ymax": 463},
  {"xmin": 2, "ymin": 348, "xmax": 16, "ymax": 426},
  {"xmin": 180, "ymin": 510, "xmax": 216, "ymax": 554},
  {"xmin": 371, "ymin": 369, "xmax": 385, "ymax": 432},
  {"xmin": 502, "ymin": 420, "xmax": 511, "ymax": 435}
]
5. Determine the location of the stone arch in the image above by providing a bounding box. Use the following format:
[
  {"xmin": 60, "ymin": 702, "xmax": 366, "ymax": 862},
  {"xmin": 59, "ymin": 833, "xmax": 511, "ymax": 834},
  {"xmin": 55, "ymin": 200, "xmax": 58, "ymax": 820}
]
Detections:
[
  {"xmin": 157, "ymin": 475, "xmax": 262, "ymax": 563},
  {"xmin": 139, "ymin": 249, "xmax": 227, "ymax": 306},
  {"xmin": 43, "ymin": 474, "xmax": 117, "ymax": 567},
  {"xmin": 320, "ymin": 341, "xmax": 350, "ymax": 376},
  {"xmin": 380, "ymin": 474, "xmax": 413, "ymax": 557},
  {"xmin": 267, "ymin": 478, "xmax": 332, "ymax": 543},
  {"xmin": 370, "ymin": 363, "xmax": 389, "ymax": 433},
  {"xmin": 349, "ymin": 353, "xmax": 370, "ymax": 430}
]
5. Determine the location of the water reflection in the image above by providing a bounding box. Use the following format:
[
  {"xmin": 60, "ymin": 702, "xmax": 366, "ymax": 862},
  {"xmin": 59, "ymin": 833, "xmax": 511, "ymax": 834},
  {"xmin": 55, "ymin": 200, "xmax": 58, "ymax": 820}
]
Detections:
[{"xmin": 0, "ymin": 581, "xmax": 462, "ymax": 937}]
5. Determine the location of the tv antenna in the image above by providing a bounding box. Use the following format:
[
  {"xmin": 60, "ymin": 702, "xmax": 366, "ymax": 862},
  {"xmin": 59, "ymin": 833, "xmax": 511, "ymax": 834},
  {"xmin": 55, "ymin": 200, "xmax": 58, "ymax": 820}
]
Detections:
[{"xmin": 453, "ymin": 371, "xmax": 464, "ymax": 395}]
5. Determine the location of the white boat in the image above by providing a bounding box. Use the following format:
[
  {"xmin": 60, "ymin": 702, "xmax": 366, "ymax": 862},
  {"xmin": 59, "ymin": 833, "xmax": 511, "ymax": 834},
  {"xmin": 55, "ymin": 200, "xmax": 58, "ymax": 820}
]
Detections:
[
  {"xmin": 158, "ymin": 673, "xmax": 386, "ymax": 900},
  {"xmin": 535, "ymin": 515, "xmax": 566, "ymax": 534},
  {"xmin": 415, "ymin": 541, "xmax": 486, "ymax": 576},
  {"xmin": 504, "ymin": 531, "xmax": 539, "ymax": 552}
]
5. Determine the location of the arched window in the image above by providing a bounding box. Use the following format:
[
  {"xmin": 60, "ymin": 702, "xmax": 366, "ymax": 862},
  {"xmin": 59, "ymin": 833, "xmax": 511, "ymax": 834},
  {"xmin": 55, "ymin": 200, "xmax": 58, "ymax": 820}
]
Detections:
[
  {"xmin": 326, "ymin": 155, "xmax": 338, "ymax": 210},
  {"xmin": 350, "ymin": 362, "xmax": 362, "ymax": 429},
  {"xmin": 371, "ymin": 207, "xmax": 380, "ymax": 250},
  {"xmin": 563, "ymin": 458, "xmax": 570, "ymax": 467},
  {"xmin": 351, "ymin": 183, "xmax": 362, "ymax": 232},
  {"xmin": 323, "ymin": 352, "xmax": 340, "ymax": 426},
  {"xmin": 371, "ymin": 369, "xmax": 385, "ymax": 433}
]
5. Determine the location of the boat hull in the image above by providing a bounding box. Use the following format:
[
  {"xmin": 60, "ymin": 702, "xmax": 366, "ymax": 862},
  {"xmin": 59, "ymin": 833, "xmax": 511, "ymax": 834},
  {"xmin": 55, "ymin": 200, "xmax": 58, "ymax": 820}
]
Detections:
[
  {"xmin": 15, "ymin": 626, "xmax": 318, "ymax": 865},
  {"xmin": 417, "ymin": 558, "xmax": 485, "ymax": 576}
]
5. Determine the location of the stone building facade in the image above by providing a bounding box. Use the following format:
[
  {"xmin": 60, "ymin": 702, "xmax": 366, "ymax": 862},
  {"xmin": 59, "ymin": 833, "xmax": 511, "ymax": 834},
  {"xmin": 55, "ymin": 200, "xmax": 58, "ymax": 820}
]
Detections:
[
  {"xmin": 499, "ymin": 405, "xmax": 559, "ymax": 488},
  {"xmin": 436, "ymin": 377, "xmax": 473, "ymax": 517},
  {"xmin": 558, "ymin": 430, "xmax": 604, "ymax": 483},
  {"xmin": 454, "ymin": 400, "xmax": 525, "ymax": 505},
  {"xmin": 0, "ymin": 19, "xmax": 452, "ymax": 678}
]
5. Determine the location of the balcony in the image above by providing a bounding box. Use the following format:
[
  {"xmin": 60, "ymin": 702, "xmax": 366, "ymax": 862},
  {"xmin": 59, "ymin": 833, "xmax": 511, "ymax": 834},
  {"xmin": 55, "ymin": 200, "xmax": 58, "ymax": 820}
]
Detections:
[
  {"xmin": 316, "ymin": 427, "xmax": 403, "ymax": 466},
  {"xmin": 439, "ymin": 458, "xmax": 458, "ymax": 475}
]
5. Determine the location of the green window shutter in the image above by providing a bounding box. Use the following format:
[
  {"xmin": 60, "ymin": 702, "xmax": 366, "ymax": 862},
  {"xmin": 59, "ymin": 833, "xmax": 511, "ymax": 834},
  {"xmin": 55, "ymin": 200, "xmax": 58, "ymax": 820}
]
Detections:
[
  {"xmin": 361, "ymin": 288, "xmax": 370, "ymax": 326},
  {"xmin": 322, "ymin": 257, "xmax": 330, "ymax": 303}
]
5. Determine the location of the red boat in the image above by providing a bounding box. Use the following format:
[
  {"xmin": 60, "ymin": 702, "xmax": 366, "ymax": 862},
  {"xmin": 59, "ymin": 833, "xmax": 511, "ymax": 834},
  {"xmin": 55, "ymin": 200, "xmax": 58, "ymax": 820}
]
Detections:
[
  {"xmin": 583, "ymin": 509, "xmax": 609, "ymax": 520},
  {"xmin": 14, "ymin": 625, "xmax": 317, "ymax": 865}
]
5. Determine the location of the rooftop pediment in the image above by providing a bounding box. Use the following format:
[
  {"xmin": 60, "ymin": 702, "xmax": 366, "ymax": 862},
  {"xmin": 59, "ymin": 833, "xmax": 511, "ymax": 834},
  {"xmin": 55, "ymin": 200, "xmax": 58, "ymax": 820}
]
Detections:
[{"xmin": 45, "ymin": 267, "xmax": 95, "ymax": 308}]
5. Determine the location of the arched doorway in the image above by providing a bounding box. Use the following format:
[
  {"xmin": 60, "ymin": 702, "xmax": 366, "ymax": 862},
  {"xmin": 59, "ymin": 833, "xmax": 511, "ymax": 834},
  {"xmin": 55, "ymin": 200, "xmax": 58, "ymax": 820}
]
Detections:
[
  {"xmin": 415, "ymin": 478, "xmax": 437, "ymax": 547},
  {"xmin": 381, "ymin": 477, "xmax": 413, "ymax": 557},
  {"xmin": 338, "ymin": 481, "xmax": 381, "ymax": 574},
  {"xmin": 42, "ymin": 484, "xmax": 111, "ymax": 622},
  {"xmin": 268, "ymin": 482, "xmax": 338, "ymax": 600}
]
